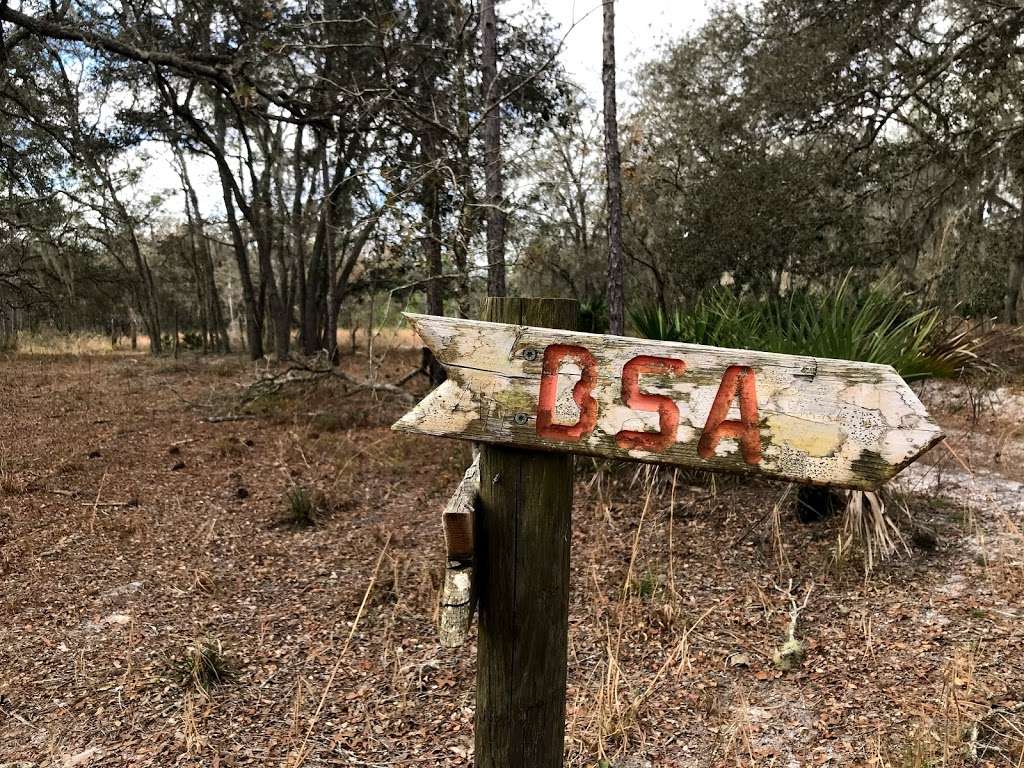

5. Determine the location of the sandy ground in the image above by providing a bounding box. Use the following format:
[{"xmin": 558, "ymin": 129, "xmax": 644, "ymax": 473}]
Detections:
[{"xmin": 0, "ymin": 351, "xmax": 1021, "ymax": 767}]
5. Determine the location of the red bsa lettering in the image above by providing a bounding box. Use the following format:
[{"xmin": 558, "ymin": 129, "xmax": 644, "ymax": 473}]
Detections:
[
  {"xmin": 697, "ymin": 365, "xmax": 762, "ymax": 464},
  {"xmin": 536, "ymin": 345, "xmax": 598, "ymax": 441},
  {"xmin": 615, "ymin": 356, "xmax": 687, "ymax": 451}
]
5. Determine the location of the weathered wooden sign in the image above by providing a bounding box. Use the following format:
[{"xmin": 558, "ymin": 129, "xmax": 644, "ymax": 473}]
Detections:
[{"xmin": 393, "ymin": 313, "xmax": 943, "ymax": 489}]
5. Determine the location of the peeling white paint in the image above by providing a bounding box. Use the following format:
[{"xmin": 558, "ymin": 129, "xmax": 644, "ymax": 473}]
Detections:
[
  {"xmin": 394, "ymin": 314, "xmax": 943, "ymax": 488},
  {"xmin": 714, "ymin": 437, "xmax": 740, "ymax": 457}
]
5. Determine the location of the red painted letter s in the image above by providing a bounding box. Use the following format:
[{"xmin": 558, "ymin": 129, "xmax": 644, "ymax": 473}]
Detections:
[{"xmin": 615, "ymin": 356, "xmax": 687, "ymax": 452}]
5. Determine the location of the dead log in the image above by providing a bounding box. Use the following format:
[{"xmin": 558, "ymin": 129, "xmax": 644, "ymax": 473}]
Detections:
[
  {"xmin": 242, "ymin": 360, "xmax": 416, "ymax": 406},
  {"xmin": 439, "ymin": 455, "xmax": 479, "ymax": 648}
]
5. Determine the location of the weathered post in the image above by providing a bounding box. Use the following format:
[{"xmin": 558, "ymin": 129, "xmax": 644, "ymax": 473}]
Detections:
[
  {"xmin": 476, "ymin": 297, "xmax": 575, "ymax": 768},
  {"xmin": 394, "ymin": 298, "xmax": 944, "ymax": 768}
]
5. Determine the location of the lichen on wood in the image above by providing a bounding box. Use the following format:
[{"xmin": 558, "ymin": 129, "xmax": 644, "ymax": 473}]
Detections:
[{"xmin": 394, "ymin": 313, "xmax": 943, "ymax": 490}]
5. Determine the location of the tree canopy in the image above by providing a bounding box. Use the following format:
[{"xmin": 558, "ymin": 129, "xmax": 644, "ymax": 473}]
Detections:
[{"xmin": 1, "ymin": 0, "xmax": 1022, "ymax": 356}]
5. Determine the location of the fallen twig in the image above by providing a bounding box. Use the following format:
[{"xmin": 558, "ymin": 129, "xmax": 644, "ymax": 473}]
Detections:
[
  {"xmin": 395, "ymin": 365, "xmax": 430, "ymax": 387},
  {"xmin": 242, "ymin": 358, "xmax": 416, "ymax": 406}
]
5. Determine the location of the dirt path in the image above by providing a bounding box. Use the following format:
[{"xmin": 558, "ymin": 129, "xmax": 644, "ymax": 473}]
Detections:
[{"xmin": 0, "ymin": 354, "xmax": 1021, "ymax": 767}]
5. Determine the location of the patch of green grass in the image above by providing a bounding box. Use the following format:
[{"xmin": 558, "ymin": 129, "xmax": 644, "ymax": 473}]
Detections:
[
  {"xmin": 634, "ymin": 570, "xmax": 658, "ymax": 600},
  {"xmin": 281, "ymin": 485, "xmax": 330, "ymax": 528},
  {"xmin": 170, "ymin": 639, "xmax": 234, "ymax": 694}
]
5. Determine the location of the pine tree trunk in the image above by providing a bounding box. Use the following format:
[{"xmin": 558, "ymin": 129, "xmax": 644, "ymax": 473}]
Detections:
[
  {"xmin": 172, "ymin": 308, "xmax": 180, "ymax": 359},
  {"xmin": 0, "ymin": 306, "xmax": 16, "ymax": 351},
  {"xmin": 103, "ymin": 182, "xmax": 162, "ymax": 354},
  {"xmin": 602, "ymin": 0, "xmax": 626, "ymax": 336},
  {"xmin": 481, "ymin": 0, "xmax": 506, "ymax": 297},
  {"xmin": 423, "ymin": 178, "xmax": 445, "ymax": 315},
  {"xmin": 324, "ymin": 194, "xmax": 339, "ymax": 363},
  {"xmin": 421, "ymin": 160, "xmax": 447, "ymax": 386},
  {"xmin": 1006, "ymin": 256, "xmax": 1023, "ymax": 325},
  {"xmin": 453, "ymin": 8, "xmax": 476, "ymax": 318}
]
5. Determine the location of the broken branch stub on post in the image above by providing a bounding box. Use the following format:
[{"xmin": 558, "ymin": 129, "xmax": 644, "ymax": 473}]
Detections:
[
  {"xmin": 442, "ymin": 456, "xmax": 478, "ymax": 562},
  {"xmin": 439, "ymin": 562, "xmax": 475, "ymax": 648},
  {"xmin": 393, "ymin": 313, "xmax": 943, "ymax": 490},
  {"xmin": 438, "ymin": 456, "xmax": 479, "ymax": 648}
]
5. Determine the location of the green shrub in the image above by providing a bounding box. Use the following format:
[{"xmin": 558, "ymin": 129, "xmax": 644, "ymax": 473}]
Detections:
[
  {"xmin": 281, "ymin": 485, "xmax": 330, "ymax": 528},
  {"xmin": 629, "ymin": 291, "xmax": 760, "ymax": 349},
  {"xmin": 579, "ymin": 294, "xmax": 609, "ymax": 334},
  {"xmin": 635, "ymin": 570, "xmax": 658, "ymax": 600},
  {"xmin": 181, "ymin": 331, "xmax": 204, "ymax": 350},
  {"xmin": 630, "ymin": 275, "xmax": 980, "ymax": 380},
  {"xmin": 629, "ymin": 304, "xmax": 684, "ymax": 342}
]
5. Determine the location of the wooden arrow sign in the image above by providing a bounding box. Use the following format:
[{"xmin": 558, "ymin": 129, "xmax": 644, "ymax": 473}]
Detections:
[{"xmin": 393, "ymin": 313, "xmax": 943, "ymax": 489}]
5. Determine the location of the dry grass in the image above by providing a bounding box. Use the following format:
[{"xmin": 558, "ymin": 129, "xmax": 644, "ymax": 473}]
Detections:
[
  {"xmin": 343, "ymin": 325, "xmax": 421, "ymax": 352},
  {"xmin": 181, "ymin": 692, "xmax": 206, "ymax": 754},
  {"xmin": 837, "ymin": 489, "xmax": 909, "ymax": 573},
  {"xmin": 0, "ymin": 452, "xmax": 24, "ymax": 496},
  {"xmin": 287, "ymin": 534, "xmax": 391, "ymax": 768},
  {"xmin": 1, "ymin": 353, "xmax": 1022, "ymax": 766},
  {"xmin": 721, "ymin": 691, "xmax": 758, "ymax": 765},
  {"xmin": 16, "ymin": 330, "xmax": 140, "ymax": 355},
  {"xmin": 10, "ymin": 324, "xmax": 420, "ymax": 359},
  {"xmin": 170, "ymin": 639, "xmax": 234, "ymax": 695},
  {"xmin": 869, "ymin": 646, "xmax": 1024, "ymax": 767}
]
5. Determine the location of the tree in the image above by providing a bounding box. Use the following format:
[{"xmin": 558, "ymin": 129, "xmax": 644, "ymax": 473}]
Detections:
[
  {"xmin": 516, "ymin": 104, "xmax": 605, "ymax": 300},
  {"xmin": 616, "ymin": 0, "xmax": 1022, "ymax": 318},
  {"xmin": 1007, "ymin": 236, "xmax": 1024, "ymax": 324},
  {"xmin": 481, "ymin": 0, "xmax": 506, "ymax": 296},
  {"xmin": 602, "ymin": 0, "xmax": 625, "ymax": 335},
  {"xmin": 0, "ymin": 0, "xmax": 570, "ymax": 355}
]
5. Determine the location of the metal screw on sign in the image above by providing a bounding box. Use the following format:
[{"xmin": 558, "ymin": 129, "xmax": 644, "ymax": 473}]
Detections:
[
  {"xmin": 513, "ymin": 412, "xmax": 529, "ymax": 426},
  {"xmin": 522, "ymin": 347, "xmax": 539, "ymax": 362}
]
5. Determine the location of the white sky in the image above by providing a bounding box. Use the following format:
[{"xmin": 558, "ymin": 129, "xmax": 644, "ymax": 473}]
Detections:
[
  {"xmin": 515, "ymin": 0, "xmax": 711, "ymax": 104},
  {"xmin": 141, "ymin": 0, "xmax": 713, "ymax": 218}
]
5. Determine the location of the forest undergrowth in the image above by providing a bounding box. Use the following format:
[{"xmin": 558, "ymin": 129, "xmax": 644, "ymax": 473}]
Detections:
[{"xmin": 0, "ymin": 348, "xmax": 1021, "ymax": 767}]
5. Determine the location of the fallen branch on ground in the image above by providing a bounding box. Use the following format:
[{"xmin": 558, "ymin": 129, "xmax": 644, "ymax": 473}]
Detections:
[{"xmin": 241, "ymin": 357, "xmax": 416, "ymax": 406}]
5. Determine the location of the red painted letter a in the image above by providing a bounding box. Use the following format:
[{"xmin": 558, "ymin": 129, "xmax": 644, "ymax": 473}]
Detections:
[{"xmin": 697, "ymin": 366, "xmax": 762, "ymax": 465}]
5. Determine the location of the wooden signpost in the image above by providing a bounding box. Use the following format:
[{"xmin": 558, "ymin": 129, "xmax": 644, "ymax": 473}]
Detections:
[
  {"xmin": 394, "ymin": 297, "xmax": 941, "ymax": 767},
  {"xmin": 395, "ymin": 309, "xmax": 942, "ymax": 489}
]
